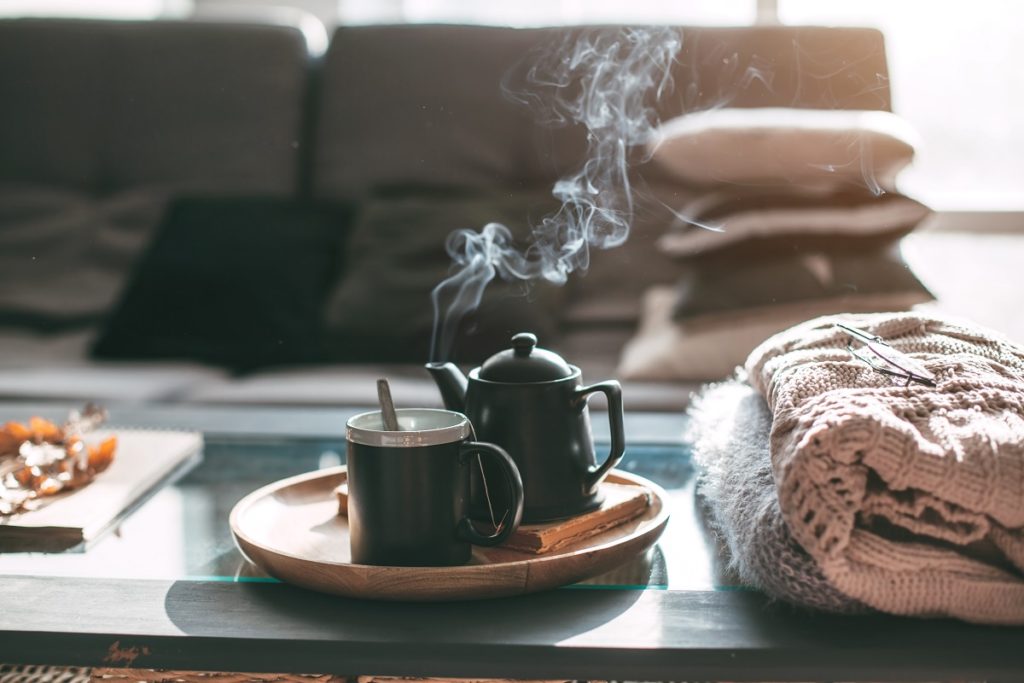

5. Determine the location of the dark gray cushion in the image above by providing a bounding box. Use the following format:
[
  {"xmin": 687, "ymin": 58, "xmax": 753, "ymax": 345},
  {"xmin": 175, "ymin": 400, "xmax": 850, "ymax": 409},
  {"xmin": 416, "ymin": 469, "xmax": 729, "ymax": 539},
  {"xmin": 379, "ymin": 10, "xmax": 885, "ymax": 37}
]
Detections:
[
  {"xmin": 0, "ymin": 18, "xmax": 310, "ymax": 194},
  {"xmin": 0, "ymin": 185, "xmax": 168, "ymax": 328},
  {"xmin": 324, "ymin": 192, "xmax": 567, "ymax": 364}
]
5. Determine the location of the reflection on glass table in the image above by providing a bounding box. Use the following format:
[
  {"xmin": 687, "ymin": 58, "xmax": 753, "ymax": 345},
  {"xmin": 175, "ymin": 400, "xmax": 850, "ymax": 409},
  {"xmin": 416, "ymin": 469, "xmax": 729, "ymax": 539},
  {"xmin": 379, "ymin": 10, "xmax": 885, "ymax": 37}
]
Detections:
[{"xmin": 0, "ymin": 439, "xmax": 738, "ymax": 592}]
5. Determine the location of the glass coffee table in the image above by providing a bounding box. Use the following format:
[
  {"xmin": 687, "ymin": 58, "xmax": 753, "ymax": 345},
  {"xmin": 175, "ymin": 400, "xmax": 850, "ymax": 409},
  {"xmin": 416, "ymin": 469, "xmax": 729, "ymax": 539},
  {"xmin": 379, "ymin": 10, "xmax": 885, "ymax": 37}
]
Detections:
[{"xmin": 0, "ymin": 403, "xmax": 1020, "ymax": 681}]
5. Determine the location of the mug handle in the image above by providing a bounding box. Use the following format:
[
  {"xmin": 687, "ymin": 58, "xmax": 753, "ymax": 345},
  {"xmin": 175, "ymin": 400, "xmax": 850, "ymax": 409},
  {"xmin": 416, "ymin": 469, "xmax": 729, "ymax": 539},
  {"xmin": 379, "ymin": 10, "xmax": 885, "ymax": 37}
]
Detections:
[
  {"xmin": 456, "ymin": 441, "xmax": 524, "ymax": 547},
  {"xmin": 574, "ymin": 380, "xmax": 626, "ymax": 493}
]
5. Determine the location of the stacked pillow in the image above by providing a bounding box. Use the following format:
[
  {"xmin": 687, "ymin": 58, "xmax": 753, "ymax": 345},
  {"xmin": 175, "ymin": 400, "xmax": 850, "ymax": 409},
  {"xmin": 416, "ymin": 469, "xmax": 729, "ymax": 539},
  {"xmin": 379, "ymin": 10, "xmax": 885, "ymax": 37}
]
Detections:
[{"xmin": 618, "ymin": 108, "xmax": 934, "ymax": 381}]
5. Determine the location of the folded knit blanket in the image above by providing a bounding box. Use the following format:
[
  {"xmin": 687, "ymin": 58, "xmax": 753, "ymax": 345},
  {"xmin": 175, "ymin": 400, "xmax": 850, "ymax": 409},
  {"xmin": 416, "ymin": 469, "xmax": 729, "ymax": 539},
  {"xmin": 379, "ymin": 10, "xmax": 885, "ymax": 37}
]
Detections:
[{"xmin": 743, "ymin": 312, "xmax": 1024, "ymax": 624}]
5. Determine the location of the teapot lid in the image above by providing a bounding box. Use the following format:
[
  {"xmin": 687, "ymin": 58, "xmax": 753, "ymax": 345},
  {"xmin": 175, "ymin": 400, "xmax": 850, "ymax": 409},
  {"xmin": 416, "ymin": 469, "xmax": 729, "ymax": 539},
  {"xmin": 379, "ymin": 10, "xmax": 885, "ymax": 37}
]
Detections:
[{"xmin": 478, "ymin": 333, "xmax": 574, "ymax": 383}]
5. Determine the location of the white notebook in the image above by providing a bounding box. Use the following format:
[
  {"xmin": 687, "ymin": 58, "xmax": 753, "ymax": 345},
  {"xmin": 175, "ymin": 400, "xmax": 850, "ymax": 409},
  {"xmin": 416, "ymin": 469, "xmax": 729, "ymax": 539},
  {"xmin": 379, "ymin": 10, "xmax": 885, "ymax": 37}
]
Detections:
[{"xmin": 0, "ymin": 429, "xmax": 203, "ymax": 552}]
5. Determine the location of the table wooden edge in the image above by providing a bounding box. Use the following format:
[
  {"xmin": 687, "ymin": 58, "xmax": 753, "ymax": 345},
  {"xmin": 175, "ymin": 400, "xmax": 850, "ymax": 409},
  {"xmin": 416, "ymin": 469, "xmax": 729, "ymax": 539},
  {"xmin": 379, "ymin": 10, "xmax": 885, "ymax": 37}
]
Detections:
[{"xmin": 1, "ymin": 576, "xmax": 1023, "ymax": 682}]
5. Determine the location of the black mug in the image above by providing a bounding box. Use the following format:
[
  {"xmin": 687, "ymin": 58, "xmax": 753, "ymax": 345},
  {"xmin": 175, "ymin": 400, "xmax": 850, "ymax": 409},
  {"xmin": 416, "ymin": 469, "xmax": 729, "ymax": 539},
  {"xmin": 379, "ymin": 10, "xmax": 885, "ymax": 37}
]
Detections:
[{"xmin": 346, "ymin": 408, "xmax": 524, "ymax": 567}]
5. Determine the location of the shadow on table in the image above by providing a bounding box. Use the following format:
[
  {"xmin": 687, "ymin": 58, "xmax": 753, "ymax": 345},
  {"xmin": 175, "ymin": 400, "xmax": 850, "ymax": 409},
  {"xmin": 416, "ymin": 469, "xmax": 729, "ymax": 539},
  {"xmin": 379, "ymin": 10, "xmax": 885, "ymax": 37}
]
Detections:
[
  {"xmin": 162, "ymin": 578, "xmax": 647, "ymax": 645},
  {"xmin": 159, "ymin": 577, "xmax": 1024, "ymax": 682}
]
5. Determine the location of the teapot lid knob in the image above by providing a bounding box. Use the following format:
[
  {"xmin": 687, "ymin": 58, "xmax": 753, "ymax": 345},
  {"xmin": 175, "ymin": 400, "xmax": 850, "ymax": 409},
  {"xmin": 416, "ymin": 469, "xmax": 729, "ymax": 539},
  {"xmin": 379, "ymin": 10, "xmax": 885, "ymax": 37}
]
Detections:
[
  {"xmin": 477, "ymin": 331, "xmax": 574, "ymax": 383},
  {"xmin": 512, "ymin": 332, "xmax": 537, "ymax": 357}
]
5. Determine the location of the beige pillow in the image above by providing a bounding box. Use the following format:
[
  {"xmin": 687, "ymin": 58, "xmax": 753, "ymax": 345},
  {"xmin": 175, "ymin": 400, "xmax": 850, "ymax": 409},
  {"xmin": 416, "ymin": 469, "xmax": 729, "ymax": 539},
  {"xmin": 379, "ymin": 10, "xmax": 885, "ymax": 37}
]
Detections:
[
  {"xmin": 617, "ymin": 286, "xmax": 931, "ymax": 381},
  {"xmin": 657, "ymin": 191, "xmax": 931, "ymax": 258},
  {"xmin": 647, "ymin": 108, "xmax": 919, "ymax": 193}
]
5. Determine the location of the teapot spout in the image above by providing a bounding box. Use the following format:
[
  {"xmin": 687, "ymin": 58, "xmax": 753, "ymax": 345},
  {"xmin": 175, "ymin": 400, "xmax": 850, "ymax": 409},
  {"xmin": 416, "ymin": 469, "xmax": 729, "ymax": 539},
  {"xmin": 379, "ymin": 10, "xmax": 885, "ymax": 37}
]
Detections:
[{"xmin": 425, "ymin": 362, "xmax": 468, "ymax": 412}]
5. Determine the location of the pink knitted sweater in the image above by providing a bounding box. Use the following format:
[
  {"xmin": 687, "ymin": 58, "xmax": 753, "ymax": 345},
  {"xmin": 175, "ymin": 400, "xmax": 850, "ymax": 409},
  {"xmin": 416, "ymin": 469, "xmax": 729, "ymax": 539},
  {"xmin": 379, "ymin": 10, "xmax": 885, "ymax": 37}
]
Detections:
[{"xmin": 747, "ymin": 312, "xmax": 1024, "ymax": 624}]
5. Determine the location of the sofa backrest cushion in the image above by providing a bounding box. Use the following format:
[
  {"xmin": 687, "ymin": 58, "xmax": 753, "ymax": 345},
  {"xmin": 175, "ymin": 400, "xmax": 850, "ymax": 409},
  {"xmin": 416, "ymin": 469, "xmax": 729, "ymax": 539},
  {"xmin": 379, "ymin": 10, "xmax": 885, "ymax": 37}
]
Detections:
[
  {"xmin": 312, "ymin": 24, "xmax": 891, "ymax": 201},
  {"xmin": 0, "ymin": 18, "xmax": 310, "ymax": 194}
]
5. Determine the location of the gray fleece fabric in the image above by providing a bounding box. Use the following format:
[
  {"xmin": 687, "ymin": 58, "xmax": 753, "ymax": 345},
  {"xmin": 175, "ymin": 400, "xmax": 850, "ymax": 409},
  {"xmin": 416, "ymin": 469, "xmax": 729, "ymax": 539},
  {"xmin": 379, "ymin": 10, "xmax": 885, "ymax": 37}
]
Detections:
[{"xmin": 688, "ymin": 378, "xmax": 866, "ymax": 613}]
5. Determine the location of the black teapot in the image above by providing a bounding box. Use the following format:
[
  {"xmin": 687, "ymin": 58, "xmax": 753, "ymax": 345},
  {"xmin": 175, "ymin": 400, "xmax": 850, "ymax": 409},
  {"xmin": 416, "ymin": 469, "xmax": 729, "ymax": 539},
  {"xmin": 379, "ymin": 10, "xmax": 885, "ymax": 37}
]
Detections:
[{"xmin": 426, "ymin": 332, "xmax": 625, "ymax": 523}]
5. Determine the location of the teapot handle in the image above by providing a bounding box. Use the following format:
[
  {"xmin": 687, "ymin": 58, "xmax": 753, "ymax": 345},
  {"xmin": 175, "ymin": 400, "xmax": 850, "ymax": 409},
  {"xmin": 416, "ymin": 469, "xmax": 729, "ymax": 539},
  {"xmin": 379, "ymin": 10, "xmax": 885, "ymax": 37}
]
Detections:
[{"xmin": 574, "ymin": 380, "xmax": 626, "ymax": 493}]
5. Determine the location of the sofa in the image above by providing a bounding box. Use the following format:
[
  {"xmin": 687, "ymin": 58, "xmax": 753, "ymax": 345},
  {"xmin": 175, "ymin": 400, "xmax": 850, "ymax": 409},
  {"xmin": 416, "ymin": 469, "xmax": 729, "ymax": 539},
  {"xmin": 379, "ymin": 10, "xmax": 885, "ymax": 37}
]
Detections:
[{"xmin": 0, "ymin": 17, "xmax": 892, "ymax": 412}]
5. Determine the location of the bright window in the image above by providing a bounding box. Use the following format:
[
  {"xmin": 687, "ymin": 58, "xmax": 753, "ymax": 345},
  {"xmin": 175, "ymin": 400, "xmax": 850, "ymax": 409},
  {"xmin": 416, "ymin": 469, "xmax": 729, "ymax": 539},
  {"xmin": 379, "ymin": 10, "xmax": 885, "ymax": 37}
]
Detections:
[
  {"xmin": 4, "ymin": 0, "xmax": 1021, "ymax": 210},
  {"xmin": 0, "ymin": 0, "xmax": 188, "ymax": 19},
  {"xmin": 336, "ymin": 0, "xmax": 753, "ymax": 26},
  {"xmin": 780, "ymin": 0, "xmax": 1024, "ymax": 209}
]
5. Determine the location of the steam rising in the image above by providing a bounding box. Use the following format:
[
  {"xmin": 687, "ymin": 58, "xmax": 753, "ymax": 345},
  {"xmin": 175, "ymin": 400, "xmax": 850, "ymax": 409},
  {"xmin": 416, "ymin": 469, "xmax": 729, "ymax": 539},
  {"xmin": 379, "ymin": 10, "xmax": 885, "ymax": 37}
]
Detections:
[{"xmin": 430, "ymin": 27, "xmax": 682, "ymax": 361}]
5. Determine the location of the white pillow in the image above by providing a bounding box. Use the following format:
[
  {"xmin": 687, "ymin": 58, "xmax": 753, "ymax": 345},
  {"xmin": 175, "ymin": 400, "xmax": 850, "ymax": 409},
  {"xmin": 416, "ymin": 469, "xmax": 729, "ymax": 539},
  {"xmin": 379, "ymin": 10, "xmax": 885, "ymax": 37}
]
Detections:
[{"xmin": 647, "ymin": 108, "xmax": 920, "ymax": 193}]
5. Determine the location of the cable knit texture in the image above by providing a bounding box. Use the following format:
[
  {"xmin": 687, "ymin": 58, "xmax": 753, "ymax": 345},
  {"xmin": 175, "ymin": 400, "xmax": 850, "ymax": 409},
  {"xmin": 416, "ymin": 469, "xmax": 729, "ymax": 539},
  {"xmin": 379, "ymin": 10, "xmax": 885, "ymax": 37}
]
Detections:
[
  {"xmin": 690, "ymin": 380, "xmax": 866, "ymax": 613},
  {"xmin": 746, "ymin": 312, "xmax": 1024, "ymax": 624}
]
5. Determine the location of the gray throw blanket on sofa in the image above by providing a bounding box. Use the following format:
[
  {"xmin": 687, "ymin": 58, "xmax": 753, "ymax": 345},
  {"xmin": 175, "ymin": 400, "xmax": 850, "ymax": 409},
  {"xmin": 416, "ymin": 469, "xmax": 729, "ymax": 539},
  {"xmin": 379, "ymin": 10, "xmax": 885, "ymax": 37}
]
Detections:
[{"xmin": 689, "ymin": 379, "xmax": 865, "ymax": 614}]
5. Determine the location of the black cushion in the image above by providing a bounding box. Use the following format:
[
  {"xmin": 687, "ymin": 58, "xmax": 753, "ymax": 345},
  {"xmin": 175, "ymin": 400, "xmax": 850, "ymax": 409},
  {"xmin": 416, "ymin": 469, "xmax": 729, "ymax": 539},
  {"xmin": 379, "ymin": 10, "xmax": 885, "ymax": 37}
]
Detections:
[
  {"xmin": 92, "ymin": 197, "xmax": 349, "ymax": 371},
  {"xmin": 324, "ymin": 192, "xmax": 567, "ymax": 364}
]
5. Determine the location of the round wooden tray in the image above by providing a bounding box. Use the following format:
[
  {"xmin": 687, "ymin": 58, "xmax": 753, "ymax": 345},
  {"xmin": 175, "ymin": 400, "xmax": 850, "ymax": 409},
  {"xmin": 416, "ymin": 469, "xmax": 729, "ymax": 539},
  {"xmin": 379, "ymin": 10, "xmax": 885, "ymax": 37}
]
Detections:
[{"xmin": 230, "ymin": 467, "xmax": 670, "ymax": 601}]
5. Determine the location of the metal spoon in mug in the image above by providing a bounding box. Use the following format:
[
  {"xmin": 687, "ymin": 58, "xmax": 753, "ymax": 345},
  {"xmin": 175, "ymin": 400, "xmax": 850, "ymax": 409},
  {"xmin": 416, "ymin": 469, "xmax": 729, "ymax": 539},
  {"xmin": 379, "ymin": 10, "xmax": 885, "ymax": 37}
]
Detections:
[{"xmin": 376, "ymin": 378, "xmax": 400, "ymax": 431}]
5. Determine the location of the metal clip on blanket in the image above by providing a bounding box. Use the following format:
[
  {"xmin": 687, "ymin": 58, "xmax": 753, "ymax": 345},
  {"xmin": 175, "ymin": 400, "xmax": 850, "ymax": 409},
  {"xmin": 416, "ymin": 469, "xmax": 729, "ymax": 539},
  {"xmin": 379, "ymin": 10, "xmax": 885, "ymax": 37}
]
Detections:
[{"xmin": 836, "ymin": 322, "xmax": 937, "ymax": 387}]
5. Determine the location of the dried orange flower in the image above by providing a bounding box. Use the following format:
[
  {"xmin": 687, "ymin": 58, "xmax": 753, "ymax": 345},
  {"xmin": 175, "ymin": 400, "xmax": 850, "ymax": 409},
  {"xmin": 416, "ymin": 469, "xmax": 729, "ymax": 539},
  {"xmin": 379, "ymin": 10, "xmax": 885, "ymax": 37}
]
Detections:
[{"xmin": 0, "ymin": 404, "xmax": 115, "ymax": 516}]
